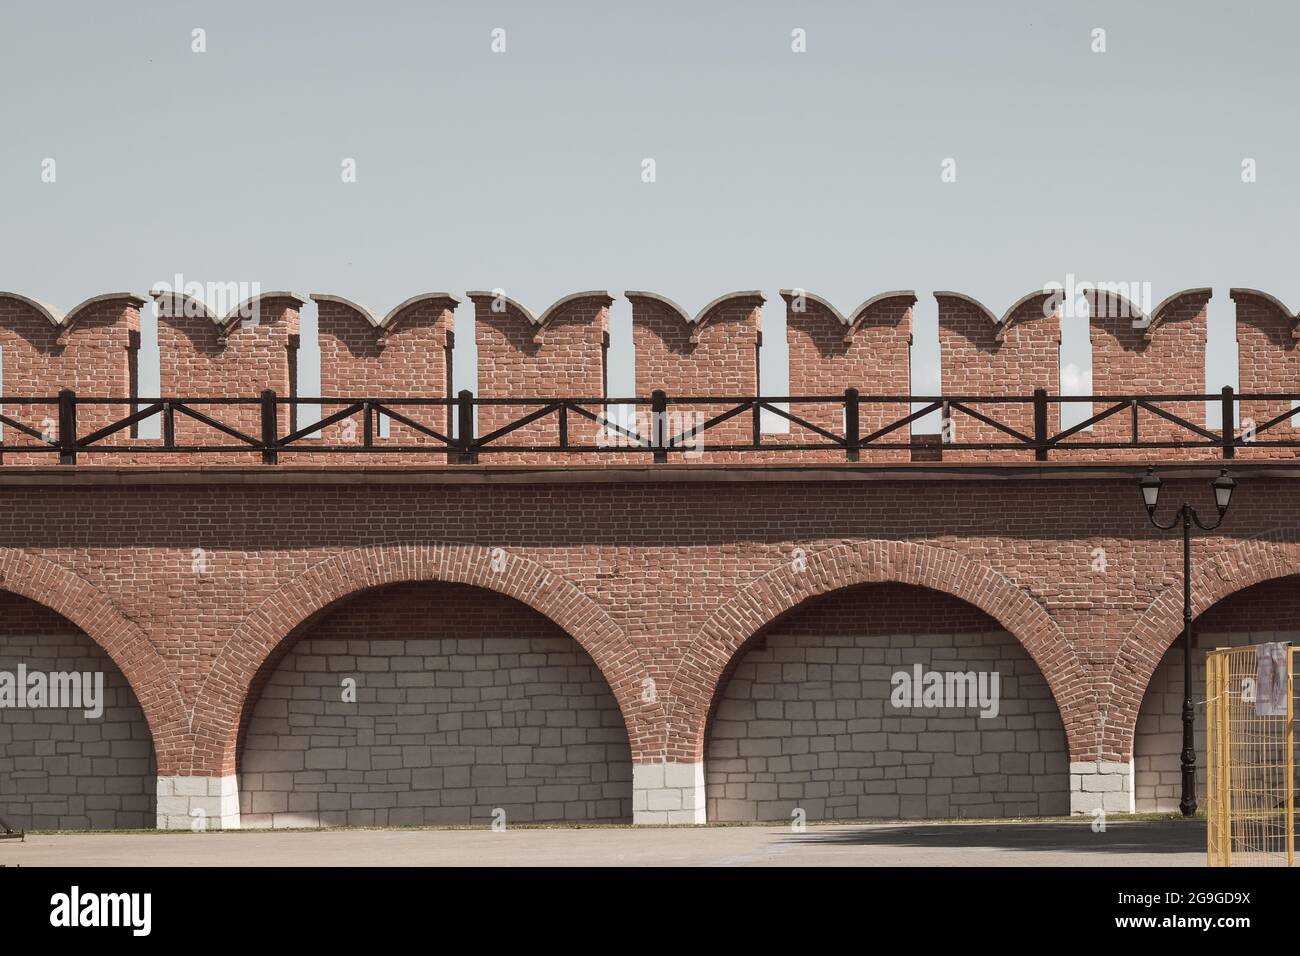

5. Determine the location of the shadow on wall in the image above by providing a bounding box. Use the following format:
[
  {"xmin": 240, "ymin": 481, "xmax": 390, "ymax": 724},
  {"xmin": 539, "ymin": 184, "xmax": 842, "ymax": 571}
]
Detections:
[
  {"xmin": 705, "ymin": 582, "xmax": 1070, "ymax": 823},
  {"xmin": 236, "ymin": 582, "xmax": 633, "ymax": 828}
]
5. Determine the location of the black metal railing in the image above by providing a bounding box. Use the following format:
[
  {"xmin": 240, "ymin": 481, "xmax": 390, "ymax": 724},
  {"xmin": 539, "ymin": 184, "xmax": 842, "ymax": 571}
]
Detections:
[{"xmin": 0, "ymin": 386, "xmax": 1295, "ymax": 464}]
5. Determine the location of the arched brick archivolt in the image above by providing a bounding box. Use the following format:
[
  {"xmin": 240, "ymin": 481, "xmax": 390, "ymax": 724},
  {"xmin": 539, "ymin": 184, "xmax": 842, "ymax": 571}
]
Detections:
[
  {"xmin": 667, "ymin": 539, "xmax": 1093, "ymax": 764},
  {"xmin": 191, "ymin": 543, "xmax": 654, "ymax": 776},
  {"xmin": 0, "ymin": 548, "xmax": 188, "ymax": 773},
  {"xmin": 1108, "ymin": 531, "xmax": 1300, "ymax": 762}
]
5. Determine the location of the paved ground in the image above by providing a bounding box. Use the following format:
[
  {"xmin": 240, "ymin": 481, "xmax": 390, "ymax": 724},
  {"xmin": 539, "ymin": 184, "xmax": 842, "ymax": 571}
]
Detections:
[{"xmin": 0, "ymin": 820, "xmax": 1205, "ymax": 866}]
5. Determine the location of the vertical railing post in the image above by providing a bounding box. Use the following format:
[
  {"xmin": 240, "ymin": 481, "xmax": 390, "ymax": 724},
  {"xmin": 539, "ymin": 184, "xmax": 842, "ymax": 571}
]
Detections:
[
  {"xmin": 558, "ymin": 402, "xmax": 569, "ymax": 451},
  {"xmin": 362, "ymin": 402, "xmax": 374, "ymax": 448},
  {"xmin": 844, "ymin": 388, "xmax": 860, "ymax": 462},
  {"xmin": 651, "ymin": 390, "xmax": 667, "ymax": 464},
  {"xmin": 1221, "ymin": 385, "xmax": 1235, "ymax": 459},
  {"xmin": 57, "ymin": 389, "xmax": 77, "ymax": 465},
  {"xmin": 456, "ymin": 389, "xmax": 477, "ymax": 464},
  {"xmin": 260, "ymin": 389, "xmax": 278, "ymax": 465},
  {"xmin": 162, "ymin": 402, "xmax": 175, "ymax": 449},
  {"xmin": 1033, "ymin": 387, "xmax": 1048, "ymax": 462}
]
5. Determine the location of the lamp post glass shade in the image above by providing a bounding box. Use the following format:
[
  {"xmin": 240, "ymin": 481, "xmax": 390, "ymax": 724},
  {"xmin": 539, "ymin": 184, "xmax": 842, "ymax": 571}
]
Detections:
[
  {"xmin": 1140, "ymin": 468, "xmax": 1162, "ymax": 513},
  {"xmin": 1213, "ymin": 470, "xmax": 1236, "ymax": 513}
]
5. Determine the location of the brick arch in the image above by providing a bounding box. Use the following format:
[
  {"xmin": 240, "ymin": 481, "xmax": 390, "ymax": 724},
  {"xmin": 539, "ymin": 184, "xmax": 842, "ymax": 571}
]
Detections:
[
  {"xmin": 0, "ymin": 547, "xmax": 189, "ymax": 772},
  {"xmin": 191, "ymin": 543, "xmax": 653, "ymax": 775},
  {"xmin": 1107, "ymin": 531, "xmax": 1300, "ymax": 760},
  {"xmin": 667, "ymin": 539, "xmax": 1092, "ymax": 763}
]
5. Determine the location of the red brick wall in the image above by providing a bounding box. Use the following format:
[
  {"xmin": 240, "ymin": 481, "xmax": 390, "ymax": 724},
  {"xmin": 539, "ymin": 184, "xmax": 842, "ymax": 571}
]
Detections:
[
  {"xmin": 0, "ymin": 469, "xmax": 1296, "ymax": 780},
  {"xmin": 7, "ymin": 285, "xmax": 1300, "ymax": 466},
  {"xmin": 312, "ymin": 293, "xmax": 457, "ymax": 456},
  {"xmin": 1086, "ymin": 288, "xmax": 1210, "ymax": 457},
  {"xmin": 154, "ymin": 292, "xmax": 303, "ymax": 462},
  {"xmin": 937, "ymin": 291, "xmax": 1060, "ymax": 461},
  {"xmin": 629, "ymin": 291, "xmax": 763, "ymax": 461},
  {"xmin": 783, "ymin": 290, "xmax": 913, "ymax": 462},
  {"xmin": 0, "ymin": 293, "xmax": 142, "ymax": 463},
  {"xmin": 1232, "ymin": 288, "xmax": 1300, "ymax": 459},
  {"xmin": 470, "ymin": 291, "xmax": 611, "ymax": 462}
]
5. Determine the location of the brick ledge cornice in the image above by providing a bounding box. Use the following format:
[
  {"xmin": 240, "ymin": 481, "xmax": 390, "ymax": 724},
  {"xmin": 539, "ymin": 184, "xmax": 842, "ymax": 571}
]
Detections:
[{"xmin": 0, "ymin": 460, "xmax": 1292, "ymax": 486}]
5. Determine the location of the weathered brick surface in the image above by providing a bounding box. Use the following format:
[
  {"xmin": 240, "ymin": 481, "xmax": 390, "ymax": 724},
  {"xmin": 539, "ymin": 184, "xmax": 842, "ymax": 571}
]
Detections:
[
  {"xmin": 783, "ymin": 290, "xmax": 913, "ymax": 462},
  {"xmin": 310, "ymin": 293, "xmax": 458, "ymax": 460},
  {"xmin": 0, "ymin": 592, "xmax": 157, "ymax": 829},
  {"xmin": 1083, "ymin": 288, "xmax": 1211, "ymax": 458},
  {"xmin": 629, "ymin": 291, "xmax": 763, "ymax": 461},
  {"xmin": 936, "ymin": 291, "xmax": 1060, "ymax": 461},
  {"xmin": 239, "ymin": 582, "xmax": 631, "ymax": 827},
  {"xmin": 0, "ymin": 468, "xmax": 1292, "ymax": 791},
  {"xmin": 0, "ymin": 286, "xmax": 1296, "ymax": 465},
  {"xmin": 470, "ymin": 291, "xmax": 611, "ymax": 463},
  {"xmin": 0, "ymin": 293, "xmax": 142, "ymax": 464},
  {"xmin": 153, "ymin": 291, "xmax": 303, "ymax": 462},
  {"xmin": 1232, "ymin": 288, "xmax": 1300, "ymax": 459}
]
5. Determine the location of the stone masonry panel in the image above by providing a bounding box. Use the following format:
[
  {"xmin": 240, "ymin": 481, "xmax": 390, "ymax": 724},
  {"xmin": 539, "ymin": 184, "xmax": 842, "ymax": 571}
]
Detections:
[
  {"xmin": 705, "ymin": 585, "xmax": 1070, "ymax": 821},
  {"xmin": 238, "ymin": 583, "xmax": 632, "ymax": 827},
  {"xmin": 0, "ymin": 593, "xmax": 156, "ymax": 830}
]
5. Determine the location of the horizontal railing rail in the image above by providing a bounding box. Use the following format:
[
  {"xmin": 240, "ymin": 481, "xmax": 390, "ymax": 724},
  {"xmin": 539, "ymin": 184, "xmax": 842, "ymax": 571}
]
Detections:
[{"xmin": 0, "ymin": 386, "xmax": 1293, "ymax": 464}]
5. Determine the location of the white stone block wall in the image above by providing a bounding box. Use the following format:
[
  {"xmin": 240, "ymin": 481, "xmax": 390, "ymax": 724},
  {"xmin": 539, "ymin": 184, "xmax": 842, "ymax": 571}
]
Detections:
[
  {"xmin": 705, "ymin": 628, "xmax": 1070, "ymax": 821},
  {"xmin": 1133, "ymin": 629, "xmax": 1300, "ymax": 812},
  {"xmin": 633, "ymin": 762, "xmax": 705, "ymax": 824},
  {"xmin": 238, "ymin": 634, "xmax": 633, "ymax": 827},
  {"xmin": 156, "ymin": 775, "xmax": 240, "ymax": 830},
  {"xmin": 1069, "ymin": 760, "xmax": 1133, "ymax": 815},
  {"xmin": 0, "ymin": 630, "xmax": 156, "ymax": 830}
]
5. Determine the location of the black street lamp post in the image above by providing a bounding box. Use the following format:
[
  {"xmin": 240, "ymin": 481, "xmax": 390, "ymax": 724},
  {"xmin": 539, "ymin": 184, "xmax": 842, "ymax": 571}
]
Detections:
[{"xmin": 1137, "ymin": 467, "xmax": 1237, "ymax": 817}]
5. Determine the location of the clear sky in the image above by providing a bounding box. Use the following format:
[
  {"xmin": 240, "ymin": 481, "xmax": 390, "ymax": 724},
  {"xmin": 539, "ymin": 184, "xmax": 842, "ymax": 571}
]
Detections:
[{"xmin": 3, "ymin": 0, "xmax": 1298, "ymax": 434}]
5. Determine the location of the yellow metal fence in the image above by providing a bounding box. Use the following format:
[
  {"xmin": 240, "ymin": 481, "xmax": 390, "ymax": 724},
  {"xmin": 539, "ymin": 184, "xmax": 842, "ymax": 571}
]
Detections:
[{"xmin": 1206, "ymin": 643, "xmax": 1295, "ymax": 866}]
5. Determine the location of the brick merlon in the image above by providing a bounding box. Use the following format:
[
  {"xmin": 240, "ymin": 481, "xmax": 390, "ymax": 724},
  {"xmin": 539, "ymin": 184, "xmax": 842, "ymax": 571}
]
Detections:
[
  {"xmin": 310, "ymin": 293, "xmax": 461, "ymax": 344},
  {"xmin": 0, "ymin": 291, "xmax": 145, "ymax": 329},
  {"xmin": 934, "ymin": 289, "xmax": 1060, "ymax": 343},
  {"xmin": 152, "ymin": 289, "xmax": 306, "ymax": 335},
  {"xmin": 626, "ymin": 290, "xmax": 763, "ymax": 345},
  {"xmin": 467, "ymin": 290, "xmax": 612, "ymax": 346},
  {"xmin": 1083, "ymin": 287, "xmax": 1212, "ymax": 340},
  {"xmin": 466, "ymin": 290, "xmax": 613, "ymax": 325},
  {"xmin": 780, "ymin": 289, "xmax": 916, "ymax": 343},
  {"xmin": 1230, "ymin": 287, "xmax": 1300, "ymax": 340}
]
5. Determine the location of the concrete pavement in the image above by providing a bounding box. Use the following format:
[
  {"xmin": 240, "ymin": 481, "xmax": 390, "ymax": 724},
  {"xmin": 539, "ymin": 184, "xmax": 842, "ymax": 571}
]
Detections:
[{"xmin": 0, "ymin": 819, "xmax": 1205, "ymax": 867}]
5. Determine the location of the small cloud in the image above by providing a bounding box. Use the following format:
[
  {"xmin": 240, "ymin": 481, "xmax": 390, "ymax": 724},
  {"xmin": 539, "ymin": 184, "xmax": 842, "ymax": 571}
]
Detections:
[{"xmin": 1061, "ymin": 362, "xmax": 1091, "ymax": 393}]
